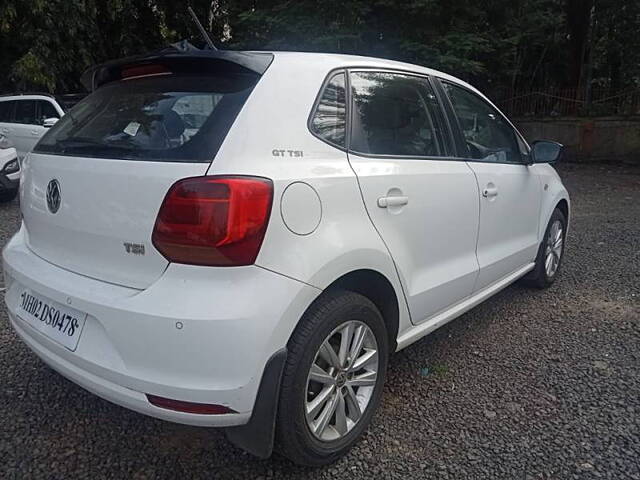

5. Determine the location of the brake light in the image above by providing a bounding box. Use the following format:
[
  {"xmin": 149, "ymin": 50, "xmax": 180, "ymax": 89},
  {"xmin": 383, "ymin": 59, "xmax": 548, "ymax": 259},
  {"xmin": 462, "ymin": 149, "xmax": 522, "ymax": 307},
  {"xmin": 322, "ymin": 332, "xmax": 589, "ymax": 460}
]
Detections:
[
  {"xmin": 152, "ymin": 176, "xmax": 273, "ymax": 266},
  {"xmin": 121, "ymin": 64, "xmax": 171, "ymax": 80}
]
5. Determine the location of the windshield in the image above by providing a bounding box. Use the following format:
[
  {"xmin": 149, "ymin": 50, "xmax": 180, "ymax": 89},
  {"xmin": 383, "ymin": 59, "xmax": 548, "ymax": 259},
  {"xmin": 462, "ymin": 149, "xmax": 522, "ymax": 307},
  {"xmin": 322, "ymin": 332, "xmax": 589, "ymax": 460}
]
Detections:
[{"xmin": 35, "ymin": 74, "xmax": 258, "ymax": 162}]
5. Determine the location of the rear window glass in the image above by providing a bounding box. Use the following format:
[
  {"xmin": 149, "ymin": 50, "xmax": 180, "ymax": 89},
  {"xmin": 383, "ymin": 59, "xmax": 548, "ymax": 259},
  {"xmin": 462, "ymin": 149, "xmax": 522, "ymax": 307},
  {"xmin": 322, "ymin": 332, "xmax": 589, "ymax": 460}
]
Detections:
[{"xmin": 35, "ymin": 74, "xmax": 258, "ymax": 162}]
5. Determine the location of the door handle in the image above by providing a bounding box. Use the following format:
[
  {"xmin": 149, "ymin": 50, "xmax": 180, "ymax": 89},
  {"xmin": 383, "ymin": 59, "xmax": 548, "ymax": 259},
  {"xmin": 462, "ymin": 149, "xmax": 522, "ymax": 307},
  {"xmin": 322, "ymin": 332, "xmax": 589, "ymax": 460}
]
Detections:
[
  {"xmin": 482, "ymin": 186, "xmax": 498, "ymax": 198},
  {"xmin": 31, "ymin": 130, "xmax": 40, "ymax": 135},
  {"xmin": 378, "ymin": 195, "xmax": 409, "ymax": 208}
]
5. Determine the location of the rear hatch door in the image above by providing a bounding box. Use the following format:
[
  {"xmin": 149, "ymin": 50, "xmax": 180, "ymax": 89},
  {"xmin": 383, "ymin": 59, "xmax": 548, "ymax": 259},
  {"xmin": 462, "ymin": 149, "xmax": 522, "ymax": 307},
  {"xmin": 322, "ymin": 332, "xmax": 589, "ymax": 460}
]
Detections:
[{"xmin": 22, "ymin": 53, "xmax": 270, "ymax": 289}]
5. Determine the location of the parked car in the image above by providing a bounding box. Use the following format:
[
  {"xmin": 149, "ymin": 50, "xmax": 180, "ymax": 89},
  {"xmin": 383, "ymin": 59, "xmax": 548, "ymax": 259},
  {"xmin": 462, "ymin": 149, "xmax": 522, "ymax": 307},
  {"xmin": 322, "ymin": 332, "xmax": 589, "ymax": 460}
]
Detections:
[
  {"xmin": 0, "ymin": 133, "xmax": 20, "ymax": 202},
  {"xmin": 2, "ymin": 48, "xmax": 569, "ymax": 466},
  {"xmin": 0, "ymin": 93, "xmax": 68, "ymax": 159}
]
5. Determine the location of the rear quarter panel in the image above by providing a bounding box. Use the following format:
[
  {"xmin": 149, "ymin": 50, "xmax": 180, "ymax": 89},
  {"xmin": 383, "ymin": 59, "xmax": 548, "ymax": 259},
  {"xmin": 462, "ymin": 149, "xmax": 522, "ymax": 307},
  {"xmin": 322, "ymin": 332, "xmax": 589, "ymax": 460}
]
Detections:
[{"xmin": 207, "ymin": 56, "xmax": 413, "ymax": 345}]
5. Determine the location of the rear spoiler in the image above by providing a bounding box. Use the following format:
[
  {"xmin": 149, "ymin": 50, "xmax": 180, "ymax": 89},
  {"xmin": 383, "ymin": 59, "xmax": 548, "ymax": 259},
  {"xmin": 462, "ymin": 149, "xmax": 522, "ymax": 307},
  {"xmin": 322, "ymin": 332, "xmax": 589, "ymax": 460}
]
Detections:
[{"xmin": 80, "ymin": 42, "xmax": 274, "ymax": 92}]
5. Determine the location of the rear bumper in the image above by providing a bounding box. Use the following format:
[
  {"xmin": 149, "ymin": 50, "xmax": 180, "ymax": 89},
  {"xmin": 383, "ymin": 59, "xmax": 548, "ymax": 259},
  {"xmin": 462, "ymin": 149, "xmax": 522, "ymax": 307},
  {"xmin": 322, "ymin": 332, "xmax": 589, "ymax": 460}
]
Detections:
[{"xmin": 3, "ymin": 226, "xmax": 319, "ymax": 427}]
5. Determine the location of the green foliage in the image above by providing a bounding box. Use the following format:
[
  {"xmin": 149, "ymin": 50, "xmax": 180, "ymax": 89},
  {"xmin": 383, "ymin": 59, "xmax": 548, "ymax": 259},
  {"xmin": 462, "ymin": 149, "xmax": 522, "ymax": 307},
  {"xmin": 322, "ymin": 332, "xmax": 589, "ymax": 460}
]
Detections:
[{"xmin": 0, "ymin": 0, "xmax": 638, "ymax": 96}]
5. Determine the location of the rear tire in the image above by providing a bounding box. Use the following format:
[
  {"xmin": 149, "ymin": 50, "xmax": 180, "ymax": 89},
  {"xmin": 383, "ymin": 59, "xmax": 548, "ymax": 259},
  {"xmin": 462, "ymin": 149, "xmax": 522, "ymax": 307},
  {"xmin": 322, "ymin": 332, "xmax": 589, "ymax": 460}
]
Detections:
[
  {"xmin": 0, "ymin": 188, "xmax": 18, "ymax": 203},
  {"xmin": 276, "ymin": 290, "xmax": 388, "ymax": 466},
  {"xmin": 522, "ymin": 208, "xmax": 567, "ymax": 288}
]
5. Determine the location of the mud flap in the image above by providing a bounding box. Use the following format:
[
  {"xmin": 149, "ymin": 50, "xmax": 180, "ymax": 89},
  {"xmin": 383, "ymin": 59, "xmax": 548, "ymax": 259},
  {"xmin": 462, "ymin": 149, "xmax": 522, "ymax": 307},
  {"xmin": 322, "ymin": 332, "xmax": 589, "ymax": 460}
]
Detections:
[{"xmin": 225, "ymin": 348, "xmax": 287, "ymax": 458}]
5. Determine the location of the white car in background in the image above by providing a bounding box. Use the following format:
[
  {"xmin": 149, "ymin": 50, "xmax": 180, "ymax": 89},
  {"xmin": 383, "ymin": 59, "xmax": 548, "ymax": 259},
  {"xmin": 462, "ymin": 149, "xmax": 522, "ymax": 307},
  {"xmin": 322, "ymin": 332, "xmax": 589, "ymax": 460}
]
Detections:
[
  {"xmin": 2, "ymin": 49, "xmax": 569, "ymax": 465},
  {"xmin": 0, "ymin": 93, "xmax": 67, "ymax": 159},
  {"xmin": 0, "ymin": 133, "xmax": 20, "ymax": 202}
]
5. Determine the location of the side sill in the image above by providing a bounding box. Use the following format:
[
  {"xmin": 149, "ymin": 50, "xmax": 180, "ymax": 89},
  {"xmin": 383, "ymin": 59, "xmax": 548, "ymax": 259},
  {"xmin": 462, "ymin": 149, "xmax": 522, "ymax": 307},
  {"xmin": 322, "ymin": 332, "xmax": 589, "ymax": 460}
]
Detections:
[{"xmin": 396, "ymin": 263, "xmax": 535, "ymax": 351}]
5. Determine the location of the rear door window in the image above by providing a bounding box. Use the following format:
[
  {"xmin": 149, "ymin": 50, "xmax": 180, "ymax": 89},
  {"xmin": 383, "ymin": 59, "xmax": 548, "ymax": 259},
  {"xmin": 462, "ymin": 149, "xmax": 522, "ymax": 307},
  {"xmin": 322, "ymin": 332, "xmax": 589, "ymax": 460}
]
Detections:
[
  {"xmin": 35, "ymin": 74, "xmax": 259, "ymax": 162},
  {"xmin": 14, "ymin": 100, "xmax": 37, "ymax": 125},
  {"xmin": 350, "ymin": 72, "xmax": 449, "ymax": 157}
]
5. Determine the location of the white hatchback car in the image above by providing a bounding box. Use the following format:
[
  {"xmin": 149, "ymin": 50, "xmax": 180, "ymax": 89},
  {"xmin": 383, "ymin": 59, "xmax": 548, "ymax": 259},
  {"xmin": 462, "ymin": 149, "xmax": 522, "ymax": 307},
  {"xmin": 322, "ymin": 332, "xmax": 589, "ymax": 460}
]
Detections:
[
  {"xmin": 2, "ymin": 49, "xmax": 569, "ymax": 465},
  {"xmin": 0, "ymin": 94, "xmax": 68, "ymax": 159}
]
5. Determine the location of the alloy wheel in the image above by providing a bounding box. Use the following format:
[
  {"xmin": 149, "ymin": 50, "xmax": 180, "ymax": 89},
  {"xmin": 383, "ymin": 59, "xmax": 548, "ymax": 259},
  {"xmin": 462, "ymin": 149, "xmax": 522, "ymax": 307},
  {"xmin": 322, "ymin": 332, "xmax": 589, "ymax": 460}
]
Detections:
[
  {"xmin": 305, "ymin": 320, "xmax": 379, "ymax": 442},
  {"xmin": 544, "ymin": 219, "xmax": 564, "ymax": 278}
]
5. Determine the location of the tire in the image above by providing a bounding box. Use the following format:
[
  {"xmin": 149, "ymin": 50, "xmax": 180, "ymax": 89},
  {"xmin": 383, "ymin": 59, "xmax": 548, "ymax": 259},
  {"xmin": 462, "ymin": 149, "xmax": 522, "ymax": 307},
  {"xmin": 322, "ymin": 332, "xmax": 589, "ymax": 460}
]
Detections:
[
  {"xmin": 522, "ymin": 208, "xmax": 567, "ymax": 288},
  {"xmin": 275, "ymin": 290, "xmax": 388, "ymax": 466},
  {"xmin": 0, "ymin": 188, "xmax": 18, "ymax": 203}
]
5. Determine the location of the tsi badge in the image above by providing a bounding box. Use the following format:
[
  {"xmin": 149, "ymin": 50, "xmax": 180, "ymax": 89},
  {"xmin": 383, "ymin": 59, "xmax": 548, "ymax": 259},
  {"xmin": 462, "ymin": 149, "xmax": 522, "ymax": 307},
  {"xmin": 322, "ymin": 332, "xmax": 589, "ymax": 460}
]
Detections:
[
  {"xmin": 46, "ymin": 179, "xmax": 61, "ymax": 214},
  {"xmin": 123, "ymin": 242, "xmax": 145, "ymax": 255}
]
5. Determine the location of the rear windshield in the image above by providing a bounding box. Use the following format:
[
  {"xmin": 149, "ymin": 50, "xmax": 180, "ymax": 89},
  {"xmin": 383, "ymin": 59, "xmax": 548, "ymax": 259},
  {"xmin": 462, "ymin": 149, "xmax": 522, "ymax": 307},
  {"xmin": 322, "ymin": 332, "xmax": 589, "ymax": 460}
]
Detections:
[{"xmin": 35, "ymin": 74, "xmax": 258, "ymax": 162}]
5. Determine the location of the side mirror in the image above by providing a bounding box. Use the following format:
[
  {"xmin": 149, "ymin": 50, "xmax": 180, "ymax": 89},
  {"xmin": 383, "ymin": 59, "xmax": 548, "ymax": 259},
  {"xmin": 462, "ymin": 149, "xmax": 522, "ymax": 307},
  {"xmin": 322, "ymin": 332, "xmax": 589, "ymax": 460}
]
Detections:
[
  {"xmin": 43, "ymin": 117, "xmax": 59, "ymax": 128},
  {"xmin": 531, "ymin": 140, "xmax": 563, "ymax": 164}
]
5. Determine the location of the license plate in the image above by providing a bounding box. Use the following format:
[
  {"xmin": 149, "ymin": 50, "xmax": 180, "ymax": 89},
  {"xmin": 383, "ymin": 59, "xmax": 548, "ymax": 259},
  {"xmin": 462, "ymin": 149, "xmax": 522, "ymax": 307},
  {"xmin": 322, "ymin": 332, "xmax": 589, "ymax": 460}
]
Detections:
[{"xmin": 17, "ymin": 290, "xmax": 87, "ymax": 351}]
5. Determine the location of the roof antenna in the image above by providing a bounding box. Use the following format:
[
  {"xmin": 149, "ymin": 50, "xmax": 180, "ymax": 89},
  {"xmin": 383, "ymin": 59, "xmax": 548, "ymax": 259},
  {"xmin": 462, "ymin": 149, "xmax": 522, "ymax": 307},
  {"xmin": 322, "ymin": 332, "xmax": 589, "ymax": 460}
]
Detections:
[{"xmin": 188, "ymin": 6, "xmax": 217, "ymax": 51}]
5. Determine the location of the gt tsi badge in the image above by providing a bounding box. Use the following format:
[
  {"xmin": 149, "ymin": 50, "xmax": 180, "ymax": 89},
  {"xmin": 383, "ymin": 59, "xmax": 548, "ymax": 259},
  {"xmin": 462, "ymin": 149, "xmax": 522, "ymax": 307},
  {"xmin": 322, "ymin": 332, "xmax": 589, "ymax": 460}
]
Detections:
[{"xmin": 46, "ymin": 179, "xmax": 61, "ymax": 214}]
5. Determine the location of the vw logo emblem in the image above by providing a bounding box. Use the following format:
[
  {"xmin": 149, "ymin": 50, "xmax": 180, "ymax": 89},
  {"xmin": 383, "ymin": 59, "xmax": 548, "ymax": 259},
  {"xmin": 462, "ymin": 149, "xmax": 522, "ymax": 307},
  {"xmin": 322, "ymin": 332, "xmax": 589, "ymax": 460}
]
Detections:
[{"xmin": 46, "ymin": 179, "xmax": 61, "ymax": 214}]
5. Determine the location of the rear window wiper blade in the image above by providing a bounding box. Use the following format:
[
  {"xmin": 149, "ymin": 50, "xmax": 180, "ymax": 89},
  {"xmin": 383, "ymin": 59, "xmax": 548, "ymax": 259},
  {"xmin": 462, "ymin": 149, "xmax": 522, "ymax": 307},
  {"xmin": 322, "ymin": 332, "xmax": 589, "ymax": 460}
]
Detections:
[{"xmin": 55, "ymin": 137, "xmax": 139, "ymax": 154}]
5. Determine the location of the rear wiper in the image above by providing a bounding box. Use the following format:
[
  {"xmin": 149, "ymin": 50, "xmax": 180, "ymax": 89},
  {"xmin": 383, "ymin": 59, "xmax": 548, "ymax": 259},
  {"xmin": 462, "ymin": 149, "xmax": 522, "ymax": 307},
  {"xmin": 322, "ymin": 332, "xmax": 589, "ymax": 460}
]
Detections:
[{"xmin": 56, "ymin": 137, "xmax": 140, "ymax": 156}]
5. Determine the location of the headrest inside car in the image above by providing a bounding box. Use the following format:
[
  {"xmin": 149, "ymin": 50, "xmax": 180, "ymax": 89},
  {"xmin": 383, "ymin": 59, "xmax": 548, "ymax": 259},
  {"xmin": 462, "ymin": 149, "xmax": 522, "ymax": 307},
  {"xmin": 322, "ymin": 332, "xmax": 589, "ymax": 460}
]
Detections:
[{"xmin": 360, "ymin": 87, "xmax": 419, "ymax": 130}]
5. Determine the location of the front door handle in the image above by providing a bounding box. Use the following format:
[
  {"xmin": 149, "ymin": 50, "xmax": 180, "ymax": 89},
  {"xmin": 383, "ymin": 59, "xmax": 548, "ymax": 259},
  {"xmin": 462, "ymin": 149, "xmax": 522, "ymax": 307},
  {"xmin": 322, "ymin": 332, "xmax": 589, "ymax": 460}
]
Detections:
[
  {"xmin": 31, "ymin": 130, "xmax": 40, "ymax": 135},
  {"xmin": 482, "ymin": 185, "xmax": 498, "ymax": 198},
  {"xmin": 378, "ymin": 195, "xmax": 409, "ymax": 208}
]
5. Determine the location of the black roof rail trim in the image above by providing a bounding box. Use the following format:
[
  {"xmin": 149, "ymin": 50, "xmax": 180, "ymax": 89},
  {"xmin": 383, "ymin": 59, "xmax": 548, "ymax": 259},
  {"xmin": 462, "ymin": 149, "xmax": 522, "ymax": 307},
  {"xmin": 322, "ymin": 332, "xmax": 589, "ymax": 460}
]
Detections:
[{"xmin": 80, "ymin": 43, "xmax": 274, "ymax": 91}]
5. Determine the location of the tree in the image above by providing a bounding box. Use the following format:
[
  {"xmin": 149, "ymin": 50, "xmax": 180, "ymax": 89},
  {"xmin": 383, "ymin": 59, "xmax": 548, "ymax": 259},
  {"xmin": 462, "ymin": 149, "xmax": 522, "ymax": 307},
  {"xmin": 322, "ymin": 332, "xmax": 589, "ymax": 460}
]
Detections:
[{"xmin": 0, "ymin": 0, "xmax": 638, "ymax": 100}]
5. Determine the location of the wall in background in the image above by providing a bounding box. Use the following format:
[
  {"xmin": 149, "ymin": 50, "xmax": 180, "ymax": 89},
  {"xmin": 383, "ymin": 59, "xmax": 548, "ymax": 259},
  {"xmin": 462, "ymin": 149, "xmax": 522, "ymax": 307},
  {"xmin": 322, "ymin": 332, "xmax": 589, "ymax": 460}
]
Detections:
[{"xmin": 515, "ymin": 117, "xmax": 640, "ymax": 163}]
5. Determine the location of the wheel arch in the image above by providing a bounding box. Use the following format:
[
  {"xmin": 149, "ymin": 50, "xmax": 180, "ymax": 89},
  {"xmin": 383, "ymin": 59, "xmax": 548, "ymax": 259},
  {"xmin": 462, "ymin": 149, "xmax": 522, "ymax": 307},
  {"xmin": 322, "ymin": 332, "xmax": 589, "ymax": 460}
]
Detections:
[
  {"xmin": 323, "ymin": 269, "xmax": 400, "ymax": 352},
  {"xmin": 556, "ymin": 198, "xmax": 569, "ymax": 225},
  {"xmin": 539, "ymin": 189, "xmax": 570, "ymax": 242},
  {"xmin": 226, "ymin": 268, "xmax": 402, "ymax": 459}
]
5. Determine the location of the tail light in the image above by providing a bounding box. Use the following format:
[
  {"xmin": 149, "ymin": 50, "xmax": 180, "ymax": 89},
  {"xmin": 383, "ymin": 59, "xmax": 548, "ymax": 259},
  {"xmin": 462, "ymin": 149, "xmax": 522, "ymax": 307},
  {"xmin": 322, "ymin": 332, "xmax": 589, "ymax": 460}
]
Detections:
[{"xmin": 152, "ymin": 176, "xmax": 273, "ymax": 266}]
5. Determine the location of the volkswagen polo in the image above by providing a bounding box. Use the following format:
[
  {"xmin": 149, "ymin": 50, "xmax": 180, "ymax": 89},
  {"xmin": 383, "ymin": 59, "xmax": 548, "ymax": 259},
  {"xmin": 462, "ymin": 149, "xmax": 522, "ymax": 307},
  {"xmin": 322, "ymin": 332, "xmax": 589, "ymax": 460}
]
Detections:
[{"xmin": 2, "ymin": 47, "xmax": 569, "ymax": 466}]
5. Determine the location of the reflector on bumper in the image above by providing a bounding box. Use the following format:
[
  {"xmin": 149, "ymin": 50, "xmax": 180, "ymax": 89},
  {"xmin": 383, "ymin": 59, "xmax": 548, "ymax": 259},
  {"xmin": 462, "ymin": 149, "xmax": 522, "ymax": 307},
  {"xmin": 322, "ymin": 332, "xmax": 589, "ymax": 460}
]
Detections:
[{"xmin": 146, "ymin": 394, "xmax": 237, "ymax": 415}]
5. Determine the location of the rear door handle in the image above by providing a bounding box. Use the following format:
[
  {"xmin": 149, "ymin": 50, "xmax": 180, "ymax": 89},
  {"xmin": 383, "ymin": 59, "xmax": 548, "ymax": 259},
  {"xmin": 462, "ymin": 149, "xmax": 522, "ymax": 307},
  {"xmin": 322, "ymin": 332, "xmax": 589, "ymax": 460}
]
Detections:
[
  {"xmin": 31, "ymin": 130, "xmax": 40, "ymax": 135},
  {"xmin": 482, "ymin": 186, "xmax": 498, "ymax": 198},
  {"xmin": 378, "ymin": 195, "xmax": 409, "ymax": 208}
]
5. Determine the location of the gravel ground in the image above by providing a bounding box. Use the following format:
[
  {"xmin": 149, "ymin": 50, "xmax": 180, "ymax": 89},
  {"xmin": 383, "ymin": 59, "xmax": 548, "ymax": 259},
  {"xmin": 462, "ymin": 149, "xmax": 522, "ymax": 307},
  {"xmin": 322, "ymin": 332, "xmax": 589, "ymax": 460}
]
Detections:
[{"xmin": 1, "ymin": 163, "xmax": 639, "ymax": 479}]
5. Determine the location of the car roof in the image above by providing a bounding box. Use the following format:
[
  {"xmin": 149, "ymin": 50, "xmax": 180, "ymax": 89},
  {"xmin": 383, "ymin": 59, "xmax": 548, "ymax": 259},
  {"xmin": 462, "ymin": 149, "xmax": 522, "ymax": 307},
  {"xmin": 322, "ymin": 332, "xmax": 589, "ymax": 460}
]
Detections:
[
  {"xmin": 82, "ymin": 45, "xmax": 483, "ymax": 98},
  {"xmin": 256, "ymin": 51, "xmax": 521, "ymax": 144},
  {"xmin": 260, "ymin": 51, "xmax": 483, "ymax": 97}
]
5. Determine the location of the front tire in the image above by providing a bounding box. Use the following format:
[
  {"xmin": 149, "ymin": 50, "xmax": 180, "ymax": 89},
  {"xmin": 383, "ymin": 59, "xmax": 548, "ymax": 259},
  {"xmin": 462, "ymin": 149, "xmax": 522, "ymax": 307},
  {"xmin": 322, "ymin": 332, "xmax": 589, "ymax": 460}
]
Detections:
[
  {"xmin": 523, "ymin": 208, "xmax": 567, "ymax": 288},
  {"xmin": 276, "ymin": 290, "xmax": 388, "ymax": 466}
]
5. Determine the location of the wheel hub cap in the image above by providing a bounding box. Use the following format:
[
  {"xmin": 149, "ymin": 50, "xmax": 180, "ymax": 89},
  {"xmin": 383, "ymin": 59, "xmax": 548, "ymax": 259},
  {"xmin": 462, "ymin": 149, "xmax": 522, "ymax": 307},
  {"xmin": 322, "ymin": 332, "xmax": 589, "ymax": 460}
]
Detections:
[{"xmin": 305, "ymin": 320, "xmax": 379, "ymax": 442}]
